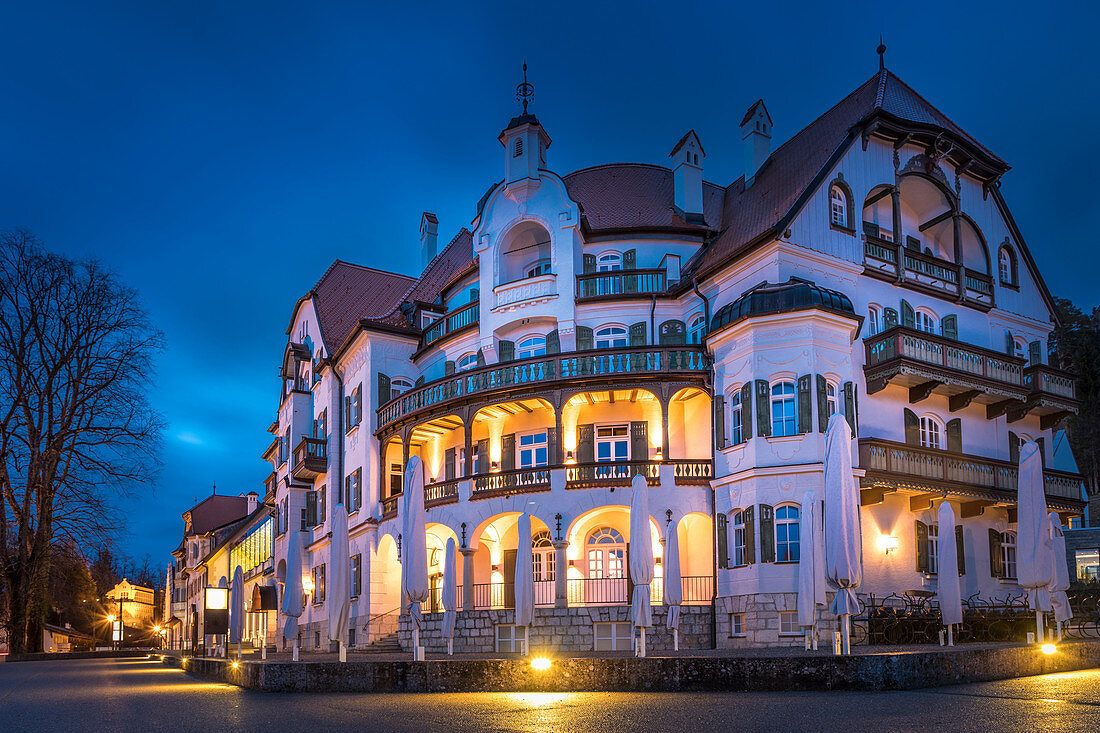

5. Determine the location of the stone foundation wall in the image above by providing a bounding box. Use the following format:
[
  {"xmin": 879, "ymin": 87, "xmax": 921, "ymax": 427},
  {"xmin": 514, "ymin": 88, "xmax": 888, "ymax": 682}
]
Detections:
[
  {"xmin": 397, "ymin": 606, "xmax": 714, "ymax": 654},
  {"xmin": 716, "ymin": 593, "xmax": 854, "ymax": 649},
  {"xmin": 289, "ymin": 610, "xmax": 402, "ymax": 651}
]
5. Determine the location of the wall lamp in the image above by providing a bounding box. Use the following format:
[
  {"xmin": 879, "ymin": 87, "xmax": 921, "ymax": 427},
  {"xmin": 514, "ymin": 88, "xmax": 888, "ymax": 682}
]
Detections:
[{"xmin": 879, "ymin": 535, "xmax": 899, "ymax": 554}]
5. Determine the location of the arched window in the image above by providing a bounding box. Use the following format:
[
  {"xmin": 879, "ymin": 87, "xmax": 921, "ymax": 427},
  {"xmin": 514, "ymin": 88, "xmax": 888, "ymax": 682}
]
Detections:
[
  {"xmin": 826, "ymin": 382, "xmax": 840, "ymax": 418},
  {"xmin": 1001, "ymin": 530, "xmax": 1017, "ymax": 580},
  {"xmin": 732, "ymin": 511, "xmax": 747, "ymax": 566},
  {"xmin": 525, "ymin": 258, "xmax": 551, "ymax": 278},
  {"xmin": 868, "ymin": 306, "xmax": 881, "ymax": 336},
  {"xmin": 776, "ymin": 505, "xmax": 800, "ymax": 562},
  {"xmin": 998, "ymin": 246, "xmax": 1017, "ymax": 285},
  {"xmin": 586, "ymin": 527, "xmax": 625, "ymax": 579},
  {"xmin": 914, "ymin": 309, "xmax": 938, "ymax": 334},
  {"xmin": 391, "ymin": 378, "xmax": 413, "ymax": 401},
  {"xmin": 688, "ymin": 314, "xmax": 706, "ymax": 344},
  {"xmin": 458, "ymin": 353, "xmax": 478, "ymax": 372},
  {"xmin": 1014, "ymin": 338, "xmax": 1027, "ymax": 362},
  {"xmin": 597, "ymin": 252, "xmax": 622, "ymax": 272},
  {"xmin": 517, "ymin": 335, "xmax": 546, "ymax": 359},
  {"xmin": 533, "ymin": 529, "xmax": 555, "ymax": 582},
  {"xmin": 729, "ymin": 389, "xmax": 743, "ymax": 444},
  {"xmin": 595, "ymin": 325, "xmax": 628, "ymax": 349},
  {"xmin": 919, "ymin": 415, "xmax": 943, "ymax": 449},
  {"xmin": 770, "ymin": 381, "xmax": 797, "ymax": 437},
  {"xmin": 830, "ymin": 186, "xmax": 848, "ymax": 228}
]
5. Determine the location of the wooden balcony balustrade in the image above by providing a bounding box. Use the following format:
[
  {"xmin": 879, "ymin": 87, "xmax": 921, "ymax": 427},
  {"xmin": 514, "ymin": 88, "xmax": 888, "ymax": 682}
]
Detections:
[
  {"xmin": 420, "ymin": 300, "xmax": 479, "ymax": 350},
  {"xmin": 863, "ymin": 236, "xmax": 994, "ymax": 310},
  {"xmin": 576, "ymin": 268, "xmax": 666, "ymax": 300},
  {"xmin": 290, "ymin": 437, "xmax": 327, "ymax": 481}
]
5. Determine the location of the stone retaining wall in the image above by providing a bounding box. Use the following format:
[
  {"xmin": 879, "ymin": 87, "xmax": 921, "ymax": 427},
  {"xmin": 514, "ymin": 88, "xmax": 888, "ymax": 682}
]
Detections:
[{"xmin": 5, "ymin": 650, "xmax": 150, "ymax": 663}]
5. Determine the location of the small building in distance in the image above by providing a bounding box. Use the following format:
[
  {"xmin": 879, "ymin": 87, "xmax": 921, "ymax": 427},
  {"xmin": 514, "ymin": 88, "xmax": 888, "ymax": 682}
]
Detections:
[{"xmin": 104, "ymin": 578, "xmax": 156, "ymax": 631}]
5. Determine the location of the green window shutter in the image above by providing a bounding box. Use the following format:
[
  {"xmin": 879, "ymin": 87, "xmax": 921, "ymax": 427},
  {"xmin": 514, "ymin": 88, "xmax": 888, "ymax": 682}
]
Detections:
[
  {"xmin": 884, "ymin": 307, "xmax": 898, "ymax": 330},
  {"xmin": 659, "ymin": 320, "xmax": 686, "ymax": 346},
  {"xmin": 714, "ymin": 395, "xmax": 726, "ymax": 450},
  {"xmin": 377, "ymin": 372, "xmax": 390, "ymax": 405},
  {"xmin": 988, "ymin": 529, "xmax": 1004, "ymax": 578},
  {"xmin": 444, "ymin": 360, "xmax": 455, "ymax": 376},
  {"xmin": 444, "ymin": 448, "xmax": 456, "ymax": 481},
  {"xmin": 741, "ymin": 382, "xmax": 753, "ymax": 441},
  {"xmin": 576, "ymin": 424, "xmax": 594, "ymax": 464},
  {"xmin": 623, "ymin": 249, "xmax": 636, "ymax": 270},
  {"xmin": 498, "ymin": 340, "xmax": 515, "ymax": 363},
  {"xmin": 1008, "ymin": 431, "xmax": 1019, "ymax": 463},
  {"xmin": 501, "ymin": 433, "xmax": 516, "ymax": 471},
  {"xmin": 477, "ymin": 438, "xmax": 490, "ymax": 474},
  {"xmin": 354, "ymin": 469, "xmax": 362, "ymax": 510},
  {"xmin": 629, "ymin": 322, "xmax": 647, "ymax": 347},
  {"xmin": 941, "ymin": 315, "xmax": 958, "ymax": 341},
  {"xmin": 546, "ymin": 329, "xmax": 561, "ymax": 354},
  {"xmin": 414, "ymin": 376, "xmax": 424, "ymax": 388},
  {"xmin": 755, "ymin": 380, "xmax": 771, "ymax": 438},
  {"xmin": 547, "ymin": 426, "xmax": 559, "ymax": 465},
  {"xmin": 319, "ymin": 485, "xmax": 326, "ymax": 523},
  {"xmin": 716, "ymin": 513, "xmax": 729, "ymax": 569},
  {"xmin": 577, "ymin": 326, "xmax": 593, "ymax": 351},
  {"xmin": 904, "ymin": 409, "xmax": 919, "ymax": 446},
  {"xmin": 583, "ymin": 254, "xmax": 596, "ymax": 274},
  {"xmin": 915, "ymin": 520, "xmax": 930, "ymax": 573},
  {"xmin": 946, "ymin": 418, "xmax": 961, "ymax": 453},
  {"xmin": 843, "ymin": 382, "xmax": 856, "ymax": 434},
  {"xmin": 797, "ymin": 375, "xmax": 812, "ymax": 434},
  {"xmin": 743, "ymin": 506, "xmax": 756, "ymax": 565},
  {"xmin": 816, "ymin": 375, "xmax": 829, "ymax": 432},
  {"xmin": 305, "ymin": 491, "xmax": 317, "ymax": 527},
  {"xmin": 476, "ymin": 348, "xmax": 486, "ymax": 367},
  {"xmin": 1004, "ymin": 330, "xmax": 1014, "ymax": 356},
  {"xmin": 863, "ymin": 221, "xmax": 879, "ymax": 238},
  {"xmin": 955, "ymin": 524, "xmax": 965, "ymax": 576},
  {"xmin": 758, "ymin": 505, "xmax": 775, "ymax": 564},
  {"xmin": 629, "ymin": 421, "xmax": 649, "ymax": 465},
  {"xmin": 1028, "ymin": 341, "xmax": 1041, "ymax": 366},
  {"xmin": 1036, "ymin": 437, "xmax": 1046, "ymax": 467},
  {"xmin": 901, "ymin": 299, "xmax": 915, "ymax": 329}
]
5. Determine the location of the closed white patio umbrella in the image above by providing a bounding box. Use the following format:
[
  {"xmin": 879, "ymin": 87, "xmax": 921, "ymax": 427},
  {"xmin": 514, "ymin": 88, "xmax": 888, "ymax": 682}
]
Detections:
[
  {"xmin": 229, "ymin": 565, "xmax": 245, "ymax": 660},
  {"xmin": 402, "ymin": 455, "xmax": 429, "ymax": 661},
  {"xmin": 663, "ymin": 518, "xmax": 683, "ymax": 651},
  {"xmin": 280, "ymin": 530, "xmax": 305, "ymax": 661},
  {"xmin": 1046, "ymin": 511, "xmax": 1073, "ymax": 636},
  {"xmin": 1016, "ymin": 441, "xmax": 1053, "ymax": 643},
  {"xmin": 629, "ymin": 473, "xmax": 655, "ymax": 657},
  {"xmin": 797, "ymin": 489, "xmax": 826, "ymax": 649},
  {"xmin": 937, "ymin": 501, "xmax": 963, "ymax": 646},
  {"xmin": 824, "ymin": 413, "xmax": 862, "ymax": 655},
  {"xmin": 514, "ymin": 513, "xmax": 535, "ymax": 656},
  {"xmin": 328, "ymin": 503, "xmax": 351, "ymax": 662},
  {"xmin": 442, "ymin": 537, "xmax": 458, "ymax": 655}
]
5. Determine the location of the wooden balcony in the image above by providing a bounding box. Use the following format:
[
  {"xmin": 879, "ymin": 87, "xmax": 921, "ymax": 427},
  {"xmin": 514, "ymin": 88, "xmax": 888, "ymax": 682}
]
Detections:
[
  {"xmin": 419, "ymin": 300, "xmax": 478, "ymax": 351},
  {"xmin": 264, "ymin": 472, "xmax": 277, "ymax": 501},
  {"xmin": 864, "ymin": 326, "xmax": 1029, "ymax": 413},
  {"xmin": 376, "ymin": 345, "xmax": 710, "ymax": 433},
  {"xmin": 863, "ymin": 236, "xmax": 994, "ymax": 310},
  {"xmin": 424, "ymin": 479, "xmax": 460, "ymax": 508},
  {"xmin": 1020, "ymin": 364, "xmax": 1080, "ymax": 429},
  {"xmin": 290, "ymin": 437, "xmax": 327, "ymax": 481},
  {"xmin": 576, "ymin": 268, "xmax": 666, "ymax": 300},
  {"xmin": 858, "ymin": 438, "xmax": 1085, "ymax": 513},
  {"xmin": 472, "ymin": 467, "xmax": 552, "ymax": 499}
]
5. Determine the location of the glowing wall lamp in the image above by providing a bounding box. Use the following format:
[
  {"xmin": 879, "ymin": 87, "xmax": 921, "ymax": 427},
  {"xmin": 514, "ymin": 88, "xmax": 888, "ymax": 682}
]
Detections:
[{"xmin": 879, "ymin": 535, "xmax": 899, "ymax": 554}]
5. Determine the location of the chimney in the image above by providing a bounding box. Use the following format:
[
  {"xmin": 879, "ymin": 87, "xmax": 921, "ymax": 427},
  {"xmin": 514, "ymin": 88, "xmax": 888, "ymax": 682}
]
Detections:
[
  {"xmin": 420, "ymin": 212, "xmax": 439, "ymax": 272},
  {"xmin": 246, "ymin": 491, "xmax": 258, "ymax": 514},
  {"xmin": 739, "ymin": 100, "xmax": 772, "ymax": 188},
  {"xmin": 668, "ymin": 130, "xmax": 705, "ymax": 223}
]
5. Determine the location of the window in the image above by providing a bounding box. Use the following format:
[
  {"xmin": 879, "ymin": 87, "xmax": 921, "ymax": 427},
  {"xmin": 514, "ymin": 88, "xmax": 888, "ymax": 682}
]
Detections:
[
  {"xmin": 519, "ymin": 431, "xmax": 548, "ymax": 468},
  {"xmin": 770, "ymin": 381, "xmax": 797, "ymax": 437},
  {"xmin": 730, "ymin": 390, "xmax": 743, "ymax": 444},
  {"xmin": 312, "ymin": 564, "xmax": 326, "ymax": 604},
  {"xmin": 868, "ymin": 306, "xmax": 881, "ymax": 336},
  {"xmin": 388, "ymin": 462, "xmax": 402, "ymax": 498},
  {"xmin": 525, "ymin": 258, "xmax": 551, "ymax": 278},
  {"xmin": 458, "ymin": 353, "xmax": 478, "ymax": 372},
  {"xmin": 1001, "ymin": 532, "xmax": 1017, "ymax": 580},
  {"xmin": 915, "ymin": 310, "xmax": 937, "ymax": 334},
  {"xmin": 594, "ymin": 622, "xmax": 633, "ymax": 651},
  {"xmin": 1075, "ymin": 548, "xmax": 1099, "ymax": 582},
  {"xmin": 779, "ymin": 611, "xmax": 800, "ymax": 635},
  {"xmin": 830, "ymin": 186, "xmax": 847, "ymax": 228},
  {"xmin": 391, "ymin": 378, "xmax": 413, "ymax": 402},
  {"xmin": 348, "ymin": 628, "xmax": 356, "ymax": 647},
  {"xmin": 927, "ymin": 523, "xmax": 940, "ymax": 574},
  {"xmin": 826, "ymin": 382, "xmax": 839, "ymax": 419},
  {"xmin": 999, "ymin": 246, "xmax": 1017, "ymax": 285},
  {"xmin": 517, "ymin": 336, "xmax": 546, "ymax": 359},
  {"xmin": 595, "ymin": 325, "xmax": 628, "ymax": 349},
  {"xmin": 1014, "ymin": 339, "xmax": 1028, "ymax": 362},
  {"xmin": 532, "ymin": 530, "xmax": 555, "ymax": 581},
  {"xmin": 919, "ymin": 416, "xmax": 942, "ymax": 449},
  {"xmin": 597, "ymin": 252, "xmax": 622, "ymax": 272},
  {"xmin": 351, "ymin": 554, "xmax": 362, "ymax": 597},
  {"xmin": 345, "ymin": 468, "xmax": 362, "ymax": 511},
  {"xmin": 688, "ymin": 315, "xmax": 706, "ymax": 345},
  {"xmin": 496, "ymin": 624, "xmax": 526, "ymax": 653},
  {"xmin": 587, "ymin": 527, "xmax": 626, "ymax": 579},
  {"xmin": 732, "ymin": 511, "xmax": 747, "ymax": 566},
  {"xmin": 775, "ymin": 505, "xmax": 800, "ymax": 562},
  {"xmin": 345, "ymin": 384, "xmax": 363, "ymax": 430},
  {"xmin": 513, "ymin": 138, "xmax": 523, "ymax": 157},
  {"xmin": 595, "ymin": 424, "xmax": 630, "ymax": 463},
  {"xmin": 730, "ymin": 613, "xmax": 745, "ymax": 637}
]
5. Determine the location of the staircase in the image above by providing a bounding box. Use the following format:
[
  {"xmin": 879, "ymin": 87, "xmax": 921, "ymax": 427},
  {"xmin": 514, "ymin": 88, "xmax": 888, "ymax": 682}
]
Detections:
[{"xmin": 363, "ymin": 632, "xmax": 402, "ymax": 653}]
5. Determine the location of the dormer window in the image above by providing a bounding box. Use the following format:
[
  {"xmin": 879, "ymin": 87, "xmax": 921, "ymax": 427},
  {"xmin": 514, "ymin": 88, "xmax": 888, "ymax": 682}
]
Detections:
[
  {"xmin": 526, "ymin": 258, "xmax": 551, "ymax": 278},
  {"xmin": 597, "ymin": 253, "xmax": 622, "ymax": 272},
  {"xmin": 514, "ymin": 138, "xmax": 523, "ymax": 157}
]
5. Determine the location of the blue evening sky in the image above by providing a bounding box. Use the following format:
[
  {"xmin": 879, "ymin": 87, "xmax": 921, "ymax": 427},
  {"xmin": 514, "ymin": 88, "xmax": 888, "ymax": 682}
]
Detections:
[{"xmin": 1, "ymin": 1, "xmax": 1096, "ymax": 568}]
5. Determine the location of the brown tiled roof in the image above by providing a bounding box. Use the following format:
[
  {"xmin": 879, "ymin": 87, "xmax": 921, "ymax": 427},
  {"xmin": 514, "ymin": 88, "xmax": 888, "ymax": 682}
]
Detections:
[
  {"xmin": 310, "ymin": 262, "xmax": 418, "ymax": 351},
  {"xmin": 407, "ymin": 229, "xmax": 476, "ymax": 304},
  {"xmin": 184, "ymin": 494, "xmax": 249, "ymax": 535}
]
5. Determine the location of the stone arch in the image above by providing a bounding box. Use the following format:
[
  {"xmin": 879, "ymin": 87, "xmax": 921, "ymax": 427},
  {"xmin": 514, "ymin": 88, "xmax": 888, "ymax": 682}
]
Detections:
[{"xmin": 498, "ymin": 219, "xmax": 553, "ymax": 285}]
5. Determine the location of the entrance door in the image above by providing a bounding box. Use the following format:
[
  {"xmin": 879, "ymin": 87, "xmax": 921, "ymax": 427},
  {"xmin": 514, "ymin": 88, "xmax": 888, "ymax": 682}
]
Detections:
[{"xmin": 503, "ymin": 549, "xmax": 517, "ymax": 609}]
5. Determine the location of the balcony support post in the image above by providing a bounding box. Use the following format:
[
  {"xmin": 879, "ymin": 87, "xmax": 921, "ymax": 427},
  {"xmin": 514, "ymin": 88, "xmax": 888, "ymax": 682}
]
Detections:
[
  {"xmin": 460, "ymin": 548, "xmax": 476, "ymax": 612},
  {"xmin": 890, "ymin": 186, "xmax": 902, "ymax": 257},
  {"xmin": 908, "ymin": 380, "xmax": 941, "ymax": 404},
  {"xmin": 948, "ymin": 390, "xmax": 981, "ymax": 412},
  {"xmin": 660, "ymin": 393, "xmax": 671, "ymax": 462},
  {"xmin": 552, "ymin": 540, "xmax": 569, "ymax": 608}
]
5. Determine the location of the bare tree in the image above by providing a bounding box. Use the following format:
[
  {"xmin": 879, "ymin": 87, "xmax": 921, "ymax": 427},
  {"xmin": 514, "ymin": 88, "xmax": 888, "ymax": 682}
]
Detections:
[{"xmin": 0, "ymin": 231, "xmax": 163, "ymax": 652}]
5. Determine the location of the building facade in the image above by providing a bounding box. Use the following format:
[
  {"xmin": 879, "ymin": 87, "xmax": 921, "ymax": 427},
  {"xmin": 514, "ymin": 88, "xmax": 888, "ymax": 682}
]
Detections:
[{"xmin": 260, "ymin": 64, "xmax": 1086, "ymax": 652}]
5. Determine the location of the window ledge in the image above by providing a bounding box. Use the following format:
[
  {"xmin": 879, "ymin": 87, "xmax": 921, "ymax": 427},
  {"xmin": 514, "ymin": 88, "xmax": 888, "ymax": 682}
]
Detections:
[
  {"xmin": 345, "ymin": 424, "xmax": 360, "ymax": 437},
  {"xmin": 999, "ymin": 281, "xmax": 1020, "ymax": 291},
  {"xmin": 729, "ymin": 633, "xmax": 746, "ymax": 638},
  {"xmin": 999, "ymin": 577, "xmax": 1019, "ymax": 584},
  {"xmin": 773, "ymin": 560, "xmax": 800, "ymax": 565},
  {"xmin": 830, "ymin": 223, "xmax": 856, "ymax": 236},
  {"xmin": 766, "ymin": 435, "xmax": 802, "ymax": 444}
]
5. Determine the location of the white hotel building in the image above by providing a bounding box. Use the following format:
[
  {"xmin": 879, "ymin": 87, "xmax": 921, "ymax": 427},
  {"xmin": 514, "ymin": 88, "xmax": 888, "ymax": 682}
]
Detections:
[{"xmin": 261, "ymin": 63, "xmax": 1084, "ymax": 652}]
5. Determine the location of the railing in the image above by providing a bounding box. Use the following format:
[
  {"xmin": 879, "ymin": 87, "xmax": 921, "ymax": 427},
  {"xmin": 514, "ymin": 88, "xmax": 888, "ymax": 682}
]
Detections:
[
  {"xmin": 1024, "ymin": 364, "xmax": 1077, "ymax": 400},
  {"xmin": 671, "ymin": 459, "xmax": 714, "ymax": 485},
  {"xmin": 425, "ymin": 479, "xmax": 460, "ymax": 506},
  {"xmin": 576, "ymin": 269, "xmax": 666, "ymax": 299},
  {"xmin": 472, "ymin": 467, "xmax": 552, "ymax": 497},
  {"xmin": 291, "ymin": 437, "xmax": 327, "ymax": 479},
  {"xmin": 494, "ymin": 273, "xmax": 557, "ymax": 310},
  {"xmin": 420, "ymin": 300, "xmax": 479, "ymax": 349},
  {"xmin": 376, "ymin": 345, "xmax": 710, "ymax": 431},
  {"xmin": 904, "ymin": 249, "xmax": 958, "ymax": 286},
  {"xmin": 470, "ymin": 581, "xmax": 556, "ymax": 610},
  {"xmin": 566, "ymin": 461, "xmax": 660, "ymax": 489},
  {"xmin": 859, "ymin": 438, "xmax": 1084, "ymax": 501},
  {"xmin": 381, "ymin": 493, "xmax": 401, "ymax": 517},
  {"xmin": 863, "ymin": 238, "xmax": 994, "ymax": 305},
  {"xmin": 865, "ymin": 326, "xmax": 1026, "ymax": 387}
]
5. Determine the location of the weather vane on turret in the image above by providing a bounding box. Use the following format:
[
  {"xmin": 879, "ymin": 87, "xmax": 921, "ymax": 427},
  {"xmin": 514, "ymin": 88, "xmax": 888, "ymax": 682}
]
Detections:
[
  {"xmin": 877, "ymin": 36, "xmax": 887, "ymax": 71},
  {"xmin": 516, "ymin": 61, "xmax": 534, "ymax": 114}
]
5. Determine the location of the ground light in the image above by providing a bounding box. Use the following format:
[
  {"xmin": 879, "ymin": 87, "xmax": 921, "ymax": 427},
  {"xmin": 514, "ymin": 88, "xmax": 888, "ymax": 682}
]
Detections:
[
  {"xmin": 1042, "ymin": 644, "xmax": 1056, "ymax": 655},
  {"xmin": 531, "ymin": 657, "xmax": 552, "ymax": 671},
  {"xmin": 232, "ymin": 661, "xmax": 239, "ymax": 669}
]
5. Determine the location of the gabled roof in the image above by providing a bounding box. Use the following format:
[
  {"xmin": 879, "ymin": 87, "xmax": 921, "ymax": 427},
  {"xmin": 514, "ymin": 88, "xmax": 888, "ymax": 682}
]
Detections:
[
  {"xmin": 740, "ymin": 99, "xmax": 772, "ymax": 127},
  {"xmin": 182, "ymin": 494, "xmax": 249, "ymax": 536},
  {"xmin": 310, "ymin": 262, "xmax": 418, "ymax": 352},
  {"xmin": 669, "ymin": 129, "xmax": 705, "ymax": 158}
]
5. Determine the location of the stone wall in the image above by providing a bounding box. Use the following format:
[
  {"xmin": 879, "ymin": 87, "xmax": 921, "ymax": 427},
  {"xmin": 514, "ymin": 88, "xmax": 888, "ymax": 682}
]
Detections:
[
  {"xmin": 291, "ymin": 610, "xmax": 401, "ymax": 652},
  {"xmin": 716, "ymin": 592, "xmax": 847, "ymax": 648},
  {"xmin": 397, "ymin": 606, "xmax": 714, "ymax": 654}
]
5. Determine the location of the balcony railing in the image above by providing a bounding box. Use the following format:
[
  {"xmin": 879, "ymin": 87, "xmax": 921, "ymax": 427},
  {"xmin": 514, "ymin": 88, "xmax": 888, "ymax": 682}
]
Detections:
[
  {"xmin": 566, "ymin": 461, "xmax": 660, "ymax": 489},
  {"xmin": 863, "ymin": 236, "xmax": 994, "ymax": 308},
  {"xmin": 858, "ymin": 438, "xmax": 1084, "ymax": 503},
  {"xmin": 576, "ymin": 269, "xmax": 666, "ymax": 299},
  {"xmin": 493, "ymin": 273, "xmax": 557, "ymax": 311},
  {"xmin": 472, "ymin": 467, "xmax": 552, "ymax": 498},
  {"xmin": 425, "ymin": 479, "xmax": 460, "ymax": 507},
  {"xmin": 1024, "ymin": 364, "xmax": 1077, "ymax": 400},
  {"xmin": 381, "ymin": 493, "xmax": 401, "ymax": 518},
  {"xmin": 376, "ymin": 345, "xmax": 710, "ymax": 431},
  {"xmin": 468, "ymin": 576, "xmax": 713, "ymax": 610},
  {"xmin": 672, "ymin": 459, "xmax": 714, "ymax": 485},
  {"xmin": 420, "ymin": 300, "xmax": 479, "ymax": 350},
  {"xmin": 291, "ymin": 437, "xmax": 327, "ymax": 481}
]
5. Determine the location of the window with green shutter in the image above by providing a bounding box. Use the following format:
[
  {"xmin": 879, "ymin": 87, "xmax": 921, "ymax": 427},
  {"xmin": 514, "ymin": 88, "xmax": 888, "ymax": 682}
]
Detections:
[
  {"xmin": 901, "ymin": 299, "xmax": 915, "ymax": 329},
  {"xmin": 629, "ymin": 322, "xmax": 646, "ymax": 347},
  {"xmin": 576, "ymin": 424, "xmax": 594, "ymax": 464},
  {"xmin": 713, "ymin": 395, "xmax": 726, "ymax": 450},
  {"xmin": 740, "ymin": 383, "xmax": 753, "ymax": 441},
  {"xmin": 755, "ymin": 380, "xmax": 771, "ymax": 437},
  {"xmin": 904, "ymin": 409, "xmax": 919, "ymax": 446},
  {"xmin": 758, "ymin": 505, "xmax": 775, "ymax": 564},
  {"xmin": 915, "ymin": 520, "xmax": 930, "ymax": 573},
  {"xmin": 576, "ymin": 326, "xmax": 593, "ymax": 351},
  {"xmin": 797, "ymin": 375, "xmax": 812, "ymax": 434},
  {"xmin": 716, "ymin": 513, "xmax": 729, "ymax": 569},
  {"xmin": 955, "ymin": 524, "xmax": 965, "ymax": 575},
  {"xmin": 816, "ymin": 375, "xmax": 829, "ymax": 433},
  {"xmin": 498, "ymin": 340, "xmax": 515, "ymax": 363},
  {"xmin": 884, "ymin": 307, "xmax": 898, "ymax": 330}
]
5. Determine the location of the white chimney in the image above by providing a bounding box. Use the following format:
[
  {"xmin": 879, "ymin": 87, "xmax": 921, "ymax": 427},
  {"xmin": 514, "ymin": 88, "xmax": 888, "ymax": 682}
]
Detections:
[
  {"xmin": 246, "ymin": 491, "xmax": 258, "ymax": 514},
  {"xmin": 669, "ymin": 130, "xmax": 705, "ymax": 223},
  {"xmin": 740, "ymin": 100, "xmax": 772, "ymax": 188},
  {"xmin": 420, "ymin": 212, "xmax": 438, "ymax": 271}
]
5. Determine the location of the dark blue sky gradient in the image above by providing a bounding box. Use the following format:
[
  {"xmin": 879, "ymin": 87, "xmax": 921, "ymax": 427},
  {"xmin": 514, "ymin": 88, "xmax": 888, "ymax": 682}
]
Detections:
[{"xmin": 1, "ymin": 2, "xmax": 1096, "ymax": 566}]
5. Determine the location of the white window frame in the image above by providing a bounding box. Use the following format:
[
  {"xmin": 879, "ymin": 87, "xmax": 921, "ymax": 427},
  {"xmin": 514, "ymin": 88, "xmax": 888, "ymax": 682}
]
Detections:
[
  {"xmin": 778, "ymin": 610, "xmax": 800, "ymax": 635},
  {"xmin": 730, "ymin": 613, "xmax": 745, "ymax": 637},
  {"xmin": 775, "ymin": 504, "xmax": 800, "ymax": 563},
  {"xmin": 688, "ymin": 314, "xmax": 706, "ymax": 345},
  {"xmin": 594, "ymin": 621, "xmax": 633, "ymax": 651},
  {"xmin": 495, "ymin": 624, "xmax": 527, "ymax": 653},
  {"xmin": 595, "ymin": 424, "xmax": 630, "ymax": 463},
  {"xmin": 391, "ymin": 378, "xmax": 413, "ymax": 402},
  {"xmin": 868, "ymin": 306, "xmax": 881, "ymax": 336},
  {"xmin": 1001, "ymin": 530, "xmax": 1017, "ymax": 580},
  {"xmin": 595, "ymin": 325, "xmax": 628, "ymax": 349},
  {"xmin": 586, "ymin": 526, "xmax": 626, "ymax": 579},
  {"xmin": 1014, "ymin": 339, "xmax": 1028, "ymax": 362},
  {"xmin": 830, "ymin": 186, "xmax": 847, "ymax": 227},
  {"xmin": 729, "ymin": 389, "xmax": 743, "ymax": 444},
  {"xmin": 532, "ymin": 530, "xmax": 555, "ymax": 582},
  {"xmin": 457, "ymin": 353, "xmax": 478, "ymax": 372},
  {"xmin": 518, "ymin": 430, "xmax": 548, "ymax": 469},
  {"xmin": 525, "ymin": 258, "xmax": 551, "ymax": 279},
  {"xmin": 826, "ymin": 382, "xmax": 840, "ymax": 419},
  {"xmin": 919, "ymin": 415, "xmax": 943, "ymax": 450},
  {"xmin": 914, "ymin": 309, "xmax": 938, "ymax": 335},
  {"xmin": 517, "ymin": 335, "xmax": 547, "ymax": 359},
  {"xmin": 596, "ymin": 252, "xmax": 622, "ymax": 272},
  {"xmin": 770, "ymin": 381, "xmax": 797, "ymax": 437},
  {"xmin": 999, "ymin": 248, "xmax": 1013, "ymax": 284},
  {"xmin": 732, "ymin": 510, "xmax": 747, "ymax": 567},
  {"xmin": 927, "ymin": 522, "xmax": 940, "ymax": 574}
]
